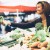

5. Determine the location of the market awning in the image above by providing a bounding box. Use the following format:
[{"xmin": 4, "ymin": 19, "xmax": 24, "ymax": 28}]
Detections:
[{"xmin": 0, "ymin": 5, "xmax": 36, "ymax": 12}]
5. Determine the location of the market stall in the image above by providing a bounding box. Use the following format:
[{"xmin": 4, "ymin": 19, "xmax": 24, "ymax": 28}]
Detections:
[
  {"xmin": 0, "ymin": 0, "xmax": 50, "ymax": 50},
  {"xmin": 0, "ymin": 22, "xmax": 50, "ymax": 50}
]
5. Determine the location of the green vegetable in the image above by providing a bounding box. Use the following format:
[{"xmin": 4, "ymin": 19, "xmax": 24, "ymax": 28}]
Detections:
[
  {"xmin": 35, "ymin": 22, "xmax": 43, "ymax": 31},
  {"xmin": 36, "ymin": 30, "xmax": 46, "ymax": 42},
  {"xmin": 0, "ymin": 16, "xmax": 4, "ymax": 23},
  {"xmin": 14, "ymin": 29, "xmax": 21, "ymax": 33},
  {"xmin": 0, "ymin": 39, "xmax": 18, "ymax": 48},
  {"xmin": 8, "ymin": 44, "xmax": 14, "ymax": 48},
  {"xmin": 46, "ymin": 26, "xmax": 50, "ymax": 37},
  {"xmin": 10, "ymin": 34, "xmax": 22, "ymax": 40},
  {"xmin": 29, "ymin": 30, "xmax": 46, "ymax": 43},
  {"xmin": 26, "ymin": 29, "xmax": 32, "ymax": 32}
]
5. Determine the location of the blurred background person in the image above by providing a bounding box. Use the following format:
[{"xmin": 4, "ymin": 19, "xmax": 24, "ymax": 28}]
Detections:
[{"xmin": 0, "ymin": 16, "xmax": 5, "ymax": 34}]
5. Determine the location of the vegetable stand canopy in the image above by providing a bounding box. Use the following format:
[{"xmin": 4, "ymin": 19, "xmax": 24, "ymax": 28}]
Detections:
[{"xmin": 0, "ymin": 5, "xmax": 36, "ymax": 12}]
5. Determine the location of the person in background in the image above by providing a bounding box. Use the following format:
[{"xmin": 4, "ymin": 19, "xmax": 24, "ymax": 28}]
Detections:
[
  {"xmin": 0, "ymin": 16, "xmax": 5, "ymax": 34},
  {"xmin": 0, "ymin": 16, "xmax": 12, "ymax": 34}
]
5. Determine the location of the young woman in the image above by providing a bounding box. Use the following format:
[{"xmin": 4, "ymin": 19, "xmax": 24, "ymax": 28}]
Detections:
[
  {"xmin": 10, "ymin": 1, "xmax": 50, "ymax": 29},
  {"xmin": 36, "ymin": 1, "xmax": 50, "ymax": 27}
]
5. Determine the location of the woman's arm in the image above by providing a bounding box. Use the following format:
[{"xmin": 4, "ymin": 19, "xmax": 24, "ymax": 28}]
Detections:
[
  {"xmin": 2, "ymin": 17, "xmax": 42, "ymax": 29},
  {"xmin": 11, "ymin": 18, "xmax": 42, "ymax": 29}
]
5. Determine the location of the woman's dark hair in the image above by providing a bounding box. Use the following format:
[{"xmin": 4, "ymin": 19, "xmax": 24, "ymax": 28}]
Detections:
[{"xmin": 37, "ymin": 1, "xmax": 50, "ymax": 16}]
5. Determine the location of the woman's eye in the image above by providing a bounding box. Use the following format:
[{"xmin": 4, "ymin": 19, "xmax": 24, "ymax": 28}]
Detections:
[{"xmin": 37, "ymin": 6, "xmax": 40, "ymax": 8}]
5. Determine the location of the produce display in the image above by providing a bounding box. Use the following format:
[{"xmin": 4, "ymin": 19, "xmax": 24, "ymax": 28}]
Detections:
[
  {"xmin": 0, "ymin": 22, "xmax": 50, "ymax": 50},
  {"xmin": 0, "ymin": 29, "xmax": 25, "ymax": 48}
]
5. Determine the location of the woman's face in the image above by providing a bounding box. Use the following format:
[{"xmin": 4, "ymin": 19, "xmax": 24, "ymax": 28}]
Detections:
[{"xmin": 36, "ymin": 3, "xmax": 44, "ymax": 14}]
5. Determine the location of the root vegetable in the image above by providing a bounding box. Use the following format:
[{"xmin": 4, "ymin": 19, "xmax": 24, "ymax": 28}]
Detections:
[
  {"xmin": 31, "ymin": 48, "xmax": 40, "ymax": 50},
  {"xmin": 38, "ymin": 41, "xmax": 48, "ymax": 48},
  {"xmin": 31, "ymin": 47, "xmax": 46, "ymax": 50},
  {"xmin": 30, "ymin": 42, "xmax": 40, "ymax": 48},
  {"xmin": 40, "ymin": 47, "xmax": 46, "ymax": 50}
]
